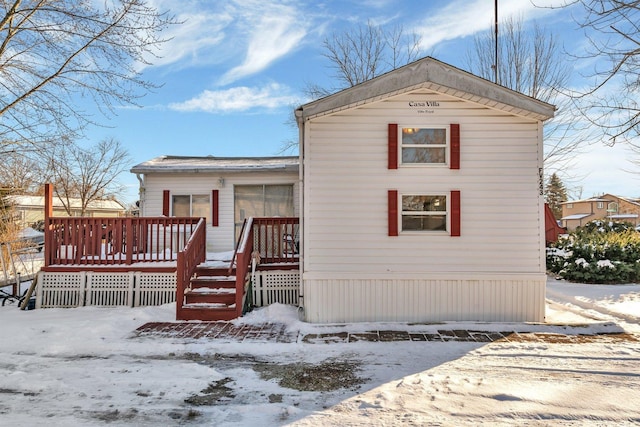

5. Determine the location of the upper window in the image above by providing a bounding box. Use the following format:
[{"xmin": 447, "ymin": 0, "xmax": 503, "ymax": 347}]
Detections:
[
  {"xmin": 566, "ymin": 203, "xmax": 573, "ymax": 209},
  {"xmin": 401, "ymin": 194, "xmax": 447, "ymax": 232},
  {"xmin": 608, "ymin": 202, "xmax": 619, "ymax": 213},
  {"xmin": 401, "ymin": 126, "xmax": 448, "ymax": 165},
  {"xmin": 597, "ymin": 201, "xmax": 604, "ymax": 209},
  {"xmin": 172, "ymin": 194, "xmax": 210, "ymax": 221}
]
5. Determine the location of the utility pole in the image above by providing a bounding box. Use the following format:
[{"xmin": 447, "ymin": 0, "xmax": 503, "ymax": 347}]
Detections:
[{"xmin": 494, "ymin": 0, "xmax": 499, "ymax": 84}]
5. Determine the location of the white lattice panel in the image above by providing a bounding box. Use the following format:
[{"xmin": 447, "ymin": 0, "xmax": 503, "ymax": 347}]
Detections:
[
  {"xmin": 135, "ymin": 272, "xmax": 176, "ymax": 306},
  {"xmin": 86, "ymin": 272, "xmax": 134, "ymax": 307},
  {"xmin": 253, "ymin": 270, "xmax": 299, "ymax": 306},
  {"xmin": 36, "ymin": 272, "xmax": 86, "ymax": 308}
]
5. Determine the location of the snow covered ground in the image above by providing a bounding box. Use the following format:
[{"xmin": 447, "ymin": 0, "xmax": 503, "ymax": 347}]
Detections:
[{"xmin": 1, "ymin": 276, "xmax": 639, "ymax": 426}]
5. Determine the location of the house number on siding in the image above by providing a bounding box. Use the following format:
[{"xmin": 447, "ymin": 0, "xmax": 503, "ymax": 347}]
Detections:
[
  {"xmin": 409, "ymin": 101, "xmax": 439, "ymax": 114},
  {"xmin": 538, "ymin": 168, "xmax": 544, "ymax": 195}
]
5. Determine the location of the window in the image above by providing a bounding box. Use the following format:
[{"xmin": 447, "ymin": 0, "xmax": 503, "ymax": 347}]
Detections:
[
  {"xmin": 172, "ymin": 194, "xmax": 210, "ymax": 221},
  {"xmin": 401, "ymin": 126, "xmax": 447, "ymax": 164},
  {"xmin": 566, "ymin": 203, "xmax": 573, "ymax": 209},
  {"xmin": 234, "ymin": 184, "xmax": 294, "ymax": 237},
  {"xmin": 597, "ymin": 201, "xmax": 604, "ymax": 209},
  {"xmin": 608, "ymin": 202, "xmax": 618, "ymax": 213},
  {"xmin": 401, "ymin": 195, "xmax": 447, "ymax": 231}
]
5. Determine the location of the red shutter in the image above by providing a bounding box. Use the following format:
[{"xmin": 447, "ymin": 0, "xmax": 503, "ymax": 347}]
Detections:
[
  {"xmin": 450, "ymin": 123, "xmax": 460, "ymax": 170},
  {"xmin": 388, "ymin": 123, "xmax": 398, "ymax": 169},
  {"xmin": 211, "ymin": 189, "xmax": 219, "ymax": 227},
  {"xmin": 162, "ymin": 190, "xmax": 170, "ymax": 216},
  {"xmin": 451, "ymin": 190, "xmax": 461, "ymax": 237},
  {"xmin": 388, "ymin": 190, "xmax": 398, "ymax": 236}
]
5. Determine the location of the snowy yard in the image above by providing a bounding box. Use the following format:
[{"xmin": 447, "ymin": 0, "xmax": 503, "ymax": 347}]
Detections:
[{"xmin": 1, "ymin": 277, "xmax": 639, "ymax": 426}]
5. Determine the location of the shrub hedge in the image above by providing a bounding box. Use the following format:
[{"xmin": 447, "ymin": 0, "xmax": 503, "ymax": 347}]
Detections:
[{"xmin": 547, "ymin": 220, "xmax": 640, "ymax": 284}]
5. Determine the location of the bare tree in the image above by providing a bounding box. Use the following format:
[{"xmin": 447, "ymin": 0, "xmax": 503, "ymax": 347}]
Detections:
[
  {"xmin": 307, "ymin": 21, "xmax": 422, "ymax": 99},
  {"xmin": 0, "ymin": 152, "xmax": 43, "ymax": 194},
  {"xmin": 465, "ymin": 16, "xmax": 586, "ymax": 178},
  {"xmin": 281, "ymin": 21, "xmax": 422, "ymax": 152},
  {"xmin": 557, "ymin": 0, "xmax": 640, "ymax": 147},
  {"xmin": 0, "ymin": 1, "xmax": 174, "ymax": 154},
  {"xmin": 45, "ymin": 138, "xmax": 130, "ymax": 216}
]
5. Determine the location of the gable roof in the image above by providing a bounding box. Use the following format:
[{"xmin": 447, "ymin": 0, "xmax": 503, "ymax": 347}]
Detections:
[
  {"xmin": 296, "ymin": 56, "xmax": 555, "ymax": 122},
  {"xmin": 131, "ymin": 156, "xmax": 299, "ymax": 174}
]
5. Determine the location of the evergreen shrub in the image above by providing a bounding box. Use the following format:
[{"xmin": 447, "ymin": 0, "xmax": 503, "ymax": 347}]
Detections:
[{"xmin": 547, "ymin": 220, "xmax": 640, "ymax": 284}]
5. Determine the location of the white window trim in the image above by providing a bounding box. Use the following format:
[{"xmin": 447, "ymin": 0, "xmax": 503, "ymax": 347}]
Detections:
[
  {"xmin": 399, "ymin": 192, "xmax": 450, "ymax": 234},
  {"xmin": 399, "ymin": 125, "xmax": 449, "ymax": 167}
]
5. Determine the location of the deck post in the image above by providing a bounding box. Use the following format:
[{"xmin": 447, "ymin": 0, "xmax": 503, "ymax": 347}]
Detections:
[
  {"xmin": 44, "ymin": 183, "xmax": 53, "ymax": 267},
  {"xmin": 126, "ymin": 217, "xmax": 133, "ymax": 265}
]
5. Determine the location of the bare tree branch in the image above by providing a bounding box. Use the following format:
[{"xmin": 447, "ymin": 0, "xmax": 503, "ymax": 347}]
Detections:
[
  {"xmin": 464, "ymin": 16, "xmax": 586, "ymax": 185},
  {"xmin": 44, "ymin": 138, "xmax": 130, "ymax": 216},
  {"xmin": 0, "ymin": 0, "xmax": 175, "ymax": 152}
]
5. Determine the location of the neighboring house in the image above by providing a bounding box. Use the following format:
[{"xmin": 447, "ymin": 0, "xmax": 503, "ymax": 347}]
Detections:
[
  {"xmin": 295, "ymin": 56, "xmax": 554, "ymax": 323},
  {"xmin": 561, "ymin": 194, "xmax": 640, "ymax": 231},
  {"xmin": 130, "ymin": 156, "xmax": 300, "ymax": 253},
  {"xmin": 7, "ymin": 194, "xmax": 126, "ymax": 228}
]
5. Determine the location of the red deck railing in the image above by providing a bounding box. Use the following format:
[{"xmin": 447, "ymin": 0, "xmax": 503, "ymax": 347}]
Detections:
[
  {"xmin": 234, "ymin": 217, "xmax": 255, "ymax": 317},
  {"xmin": 251, "ymin": 217, "xmax": 299, "ymax": 264},
  {"xmin": 44, "ymin": 217, "xmax": 202, "ymax": 267},
  {"xmin": 229, "ymin": 216, "xmax": 299, "ymax": 317},
  {"xmin": 176, "ymin": 218, "xmax": 207, "ymax": 319}
]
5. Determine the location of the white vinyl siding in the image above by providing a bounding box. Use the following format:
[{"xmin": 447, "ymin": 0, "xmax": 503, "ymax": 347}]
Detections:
[
  {"xmin": 302, "ymin": 89, "xmax": 546, "ymax": 322},
  {"xmin": 142, "ymin": 172, "xmax": 299, "ymax": 252},
  {"xmin": 303, "ymin": 90, "xmax": 543, "ymax": 276}
]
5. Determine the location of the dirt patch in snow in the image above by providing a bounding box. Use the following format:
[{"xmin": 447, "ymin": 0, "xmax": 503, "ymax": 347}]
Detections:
[
  {"xmin": 182, "ymin": 353, "xmax": 367, "ymax": 407},
  {"xmin": 253, "ymin": 359, "xmax": 367, "ymax": 392}
]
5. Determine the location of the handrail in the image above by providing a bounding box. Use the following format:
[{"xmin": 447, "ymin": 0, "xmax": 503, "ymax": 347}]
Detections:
[
  {"xmin": 234, "ymin": 217, "xmax": 255, "ymax": 317},
  {"xmin": 228, "ymin": 218, "xmax": 248, "ymax": 275},
  {"xmin": 175, "ymin": 218, "xmax": 207, "ymax": 320},
  {"xmin": 44, "ymin": 216, "xmax": 201, "ymax": 267}
]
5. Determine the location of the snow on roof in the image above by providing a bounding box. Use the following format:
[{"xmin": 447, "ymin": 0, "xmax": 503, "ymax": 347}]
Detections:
[
  {"xmin": 130, "ymin": 155, "xmax": 299, "ymax": 174},
  {"xmin": 7, "ymin": 195, "xmax": 125, "ymax": 211},
  {"xmin": 608, "ymin": 214, "xmax": 639, "ymax": 219},
  {"xmin": 561, "ymin": 214, "xmax": 591, "ymax": 220},
  {"xmin": 561, "ymin": 198, "xmax": 609, "ymax": 204},
  {"xmin": 562, "ymin": 194, "xmax": 640, "ymax": 206}
]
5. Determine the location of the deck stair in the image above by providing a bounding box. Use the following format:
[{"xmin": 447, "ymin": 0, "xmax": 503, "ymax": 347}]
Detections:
[{"xmin": 179, "ymin": 265, "xmax": 242, "ymax": 321}]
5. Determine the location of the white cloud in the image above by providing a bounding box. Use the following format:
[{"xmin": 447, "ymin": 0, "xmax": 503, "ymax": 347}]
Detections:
[
  {"xmin": 413, "ymin": 0, "xmax": 566, "ymax": 51},
  {"xmin": 134, "ymin": 1, "xmax": 236, "ymax": 71},
  {"xmin": 218, "ymin": 2, "xmax": 308, "ymax": 85},
  {"xmin": 168, "ymin": 83, "xmax": 300, "ymax": 113},
  {"xmin": 140, "ymin": 1, "xmax": 309, "ymax": 83}
]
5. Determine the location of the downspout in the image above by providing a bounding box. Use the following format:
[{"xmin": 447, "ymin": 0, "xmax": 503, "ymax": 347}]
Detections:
[
  {"xmin": 135, "ymin": 173, "xmax": 146, "ymax": 216},
  {"xmin": 295, "ymin": 107, "xmax": 305, "ymax": 320}
]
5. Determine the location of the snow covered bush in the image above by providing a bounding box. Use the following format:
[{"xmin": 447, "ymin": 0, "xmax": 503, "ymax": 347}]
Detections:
[{"xmin": 547, "ymin": 220, "xmax": 640, "ymax": 284}]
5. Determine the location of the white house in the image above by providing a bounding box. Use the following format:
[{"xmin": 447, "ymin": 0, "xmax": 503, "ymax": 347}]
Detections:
[
  {"xmin": 295, "ymin": 57, "xmax": 555, "ymax": 323},
  {"xmin": 130, "ymin": 156, "xmax": 300, "ymax": 253}
]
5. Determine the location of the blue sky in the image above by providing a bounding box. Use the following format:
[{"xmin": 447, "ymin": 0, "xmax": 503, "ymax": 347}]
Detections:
[{"xmin": 81, "ymin": 0, "xmax": 638, "ymax": 204}]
